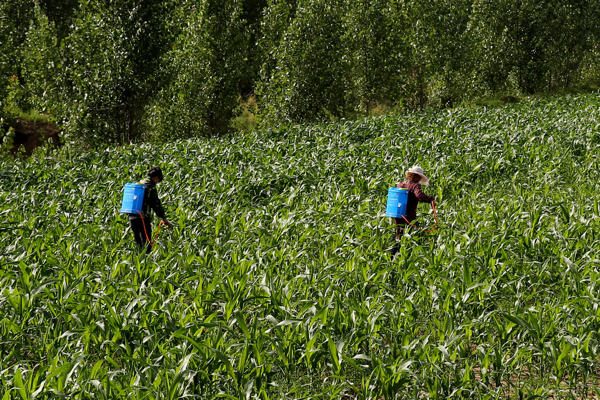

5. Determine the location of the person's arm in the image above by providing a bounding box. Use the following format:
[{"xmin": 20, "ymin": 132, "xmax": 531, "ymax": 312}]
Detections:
[
  {"xmin": 413, "ymin": 185, "xmax": 434, "ymax": 203},
  {"xmin": 147, "ymin": 186, "xmax": 167, "ymax": 220}
]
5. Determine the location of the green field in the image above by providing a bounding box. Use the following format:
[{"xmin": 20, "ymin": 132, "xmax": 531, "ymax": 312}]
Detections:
[{"xmin": 1, "ymin": 94, "xmax": 600, "ymax": 399}]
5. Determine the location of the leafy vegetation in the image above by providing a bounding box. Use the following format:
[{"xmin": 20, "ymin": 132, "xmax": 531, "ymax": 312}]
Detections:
[
  {"xmin": 1, "ymin": 94, "xmax": 600, "ymax": 398},
  {"xmin": 1, "ymin": 0, "xmax": 600, "ymax": 146}
]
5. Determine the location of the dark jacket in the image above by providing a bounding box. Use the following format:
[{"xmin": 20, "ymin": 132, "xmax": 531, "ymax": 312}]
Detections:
[
  {"xmin": 397, "ymin": 179, "xmax": 434, "ymax": 222},
  {"xmin": 128, "ymin": 177, "xmax": 166, "ymax": 220}
]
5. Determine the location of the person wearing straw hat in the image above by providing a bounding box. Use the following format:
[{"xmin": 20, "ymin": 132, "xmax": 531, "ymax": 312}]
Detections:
[{"xmin": 394, "ymin": 166, "xmax": 435, "ymax": 239}]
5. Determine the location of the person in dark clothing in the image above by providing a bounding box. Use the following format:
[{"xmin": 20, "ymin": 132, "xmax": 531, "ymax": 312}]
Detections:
[
  {"xmin": 394, "ymin": 166, "xmax": 434, "ymax": 239},
  {"xmin": 129, "ymin": 166, "xmax": 169, "ymax": 253}
]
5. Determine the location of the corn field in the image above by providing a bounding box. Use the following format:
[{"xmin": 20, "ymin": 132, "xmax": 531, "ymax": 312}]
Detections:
[{"xmin": 1, "ymin": 94, "xmax": 600, "ymax": 399}]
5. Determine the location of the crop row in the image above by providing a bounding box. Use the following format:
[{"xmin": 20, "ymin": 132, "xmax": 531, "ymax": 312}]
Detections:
[{"xmin": 1, "ymin": 94, "xmax": 600, "ymax": 398}]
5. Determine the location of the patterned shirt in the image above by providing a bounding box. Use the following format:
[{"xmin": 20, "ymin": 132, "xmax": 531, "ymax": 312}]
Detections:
[{"xmin": 397, "ymin": 179, "xmax": 434, "ymax": 222}]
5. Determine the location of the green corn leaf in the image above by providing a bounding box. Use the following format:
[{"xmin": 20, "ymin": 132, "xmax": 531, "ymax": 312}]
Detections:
[{"xmin": 14, "ymin": 369, "xmax": 28, "ymax": 400}]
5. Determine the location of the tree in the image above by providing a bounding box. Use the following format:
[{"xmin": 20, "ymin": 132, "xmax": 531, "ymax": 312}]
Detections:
[
  {"xmin": 257, "ymin": 0, "xmax": 349, "ymax": 124},
  {"xmin": 543, "ymin": 0, "xmax": 599, "ymax": 89},
  {"xmin": 255, "ymin": 0, "xmax": 298, "ymax": 93},
  {"xmin": 0, "ymin": 0, "xmax": 36, "ymax": 121},
  {"xmin": 401, "ymin": 0, "xmax": 472, "ymax": 109},
  {"xmin": 0, "ymin": 0, "xmax": 35, "ymax": 80},
  {"xmin": 468, "ymin": 0, "xmax": 596, "ymax": 94},
  {"xmin": 239, "ymin": 0, "xmax": 269, "ymax": 97},
  {"xmin": 341, "ymin": 0, "xmax": 409, "ymax": 114},
  {"xmin": 25, "ymin": 0, "xmax": 175, "ymax": 146},
  {"xmin": 38, "ymin": 0, "xmax": 79, "ymax": 42},
  {"xmin": 148, "ymin": 0, "xmax": 247, "ymax": 139}
]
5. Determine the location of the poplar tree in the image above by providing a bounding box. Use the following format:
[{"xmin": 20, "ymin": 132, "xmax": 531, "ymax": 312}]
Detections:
[
  {"xmin": 148, "ymin": 0, "xmax": 247, "ymax": 139},
  {"xmin": 257, "ymin": 0, "xmax": 348, "ymax": 124}
]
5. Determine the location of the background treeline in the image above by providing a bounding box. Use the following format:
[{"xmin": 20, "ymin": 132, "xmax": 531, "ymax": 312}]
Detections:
[{"xmin": 1, "ymin": 0, "xmax": 600, "ymax": 147}]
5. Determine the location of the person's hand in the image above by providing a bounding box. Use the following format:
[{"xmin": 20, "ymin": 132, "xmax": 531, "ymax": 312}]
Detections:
[
  {"xmin": 396, "ymin": 182, "xmax": 401, "ymax": 188},
  {"xmin": 162, "ymin": 219, "xmax": 169, "ymax": 227}
]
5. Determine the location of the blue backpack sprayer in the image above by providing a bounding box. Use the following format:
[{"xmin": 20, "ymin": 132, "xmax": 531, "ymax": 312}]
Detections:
[
  {"xmin": 385, "ymin": 187, "xmax": 438, "ymax": 232},
  {"xmin": 120, "ymin": 183, "xmax": 166, "ymax": 246},
  {"xmin": 120, "ymin": 183, "xmax": 145, "ymax": 214},
  {"xmin": 385, "ymin": 187, "xmax": 409, "ymax": 219}
]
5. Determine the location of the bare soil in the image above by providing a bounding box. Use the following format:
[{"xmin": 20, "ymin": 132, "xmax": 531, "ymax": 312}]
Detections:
[{"xmin": 10, "ymin": 118, "xmax": 62, "ymax": 156}]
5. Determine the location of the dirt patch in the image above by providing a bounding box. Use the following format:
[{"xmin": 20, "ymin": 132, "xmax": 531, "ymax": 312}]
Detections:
[{"xmin": 9, "ymin": 119, "xmax": 62, "ymax": 156}]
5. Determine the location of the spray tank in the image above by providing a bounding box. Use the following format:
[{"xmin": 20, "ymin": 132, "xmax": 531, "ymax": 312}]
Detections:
[
  {"xmin": 120, "ymin": 183, "xmax": 145, "ymax": 214},
  {"xmin": 385, "ymin": 187, "xmax": 409, "ymax": 218}
]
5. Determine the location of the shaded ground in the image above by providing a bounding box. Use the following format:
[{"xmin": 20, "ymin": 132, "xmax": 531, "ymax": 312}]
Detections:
[{"xmin": 9, "ymin": 118, "xmax": 62, "ymax": 156}]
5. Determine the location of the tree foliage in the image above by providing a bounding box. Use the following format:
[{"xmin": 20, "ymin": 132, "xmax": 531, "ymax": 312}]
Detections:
[
  {"xmin": 148, "ymin": 0, "xmax": 247, "ymax": 140},
  {"xmin": 257, "ymin": 0, "xmax": 349, "ymax": 124},
  {"xmin": 0, "ymin": 0, "xmax": 36, "ymax": 117},
  {"xmin": 1, "ymin": 0, "xmax": 600, "ymax": 146},
  {"xmin": 470, "ymin": 0, "xmax": 600, "ymax": 94},
  {"xmin": 341, "ymin": 0, "xmax": 409, "ymax": 114}
]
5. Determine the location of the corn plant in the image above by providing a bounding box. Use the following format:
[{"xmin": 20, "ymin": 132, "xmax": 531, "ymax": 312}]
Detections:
[{"xmin": 1, "ymin": 94, "xmax": 600, "ymax": 398}]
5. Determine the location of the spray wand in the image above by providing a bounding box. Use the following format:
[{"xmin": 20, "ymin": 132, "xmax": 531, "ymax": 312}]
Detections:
[{"xmin": 137, "ymin": 211, "xmax": 168, "ymax": 247}]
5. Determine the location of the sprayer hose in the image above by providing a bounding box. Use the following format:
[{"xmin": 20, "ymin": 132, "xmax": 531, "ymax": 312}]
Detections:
[
  {"xmin": 401, "ymin": 201, "xmax": 438, "ymax": 233},
  {"xmin": 136, "ymin": 211, "xmax": 166, "ymax": 246}
]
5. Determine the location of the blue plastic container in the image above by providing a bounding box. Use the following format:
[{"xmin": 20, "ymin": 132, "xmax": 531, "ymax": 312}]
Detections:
[
  {"xmin": 385, "ymin": 187, "xmax": 409, "ymax": 218},
  {"xmin": 120, "ymin": 183, "xmax": 145, "ymax": 214}
]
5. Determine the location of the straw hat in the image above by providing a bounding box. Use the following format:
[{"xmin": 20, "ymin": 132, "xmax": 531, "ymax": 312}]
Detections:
[{"xmin": 407, "ymin": 166, "xmax": 430, "ymax": 185}]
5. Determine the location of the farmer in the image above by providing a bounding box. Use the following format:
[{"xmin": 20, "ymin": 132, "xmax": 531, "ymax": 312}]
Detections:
[
  {"xmin": 129, "ymin": 166, "xmax": 169, "ymax": 253},
  {"xmin": 394, "ymin": 166, "xmax": 434, "ymax": 239}
]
